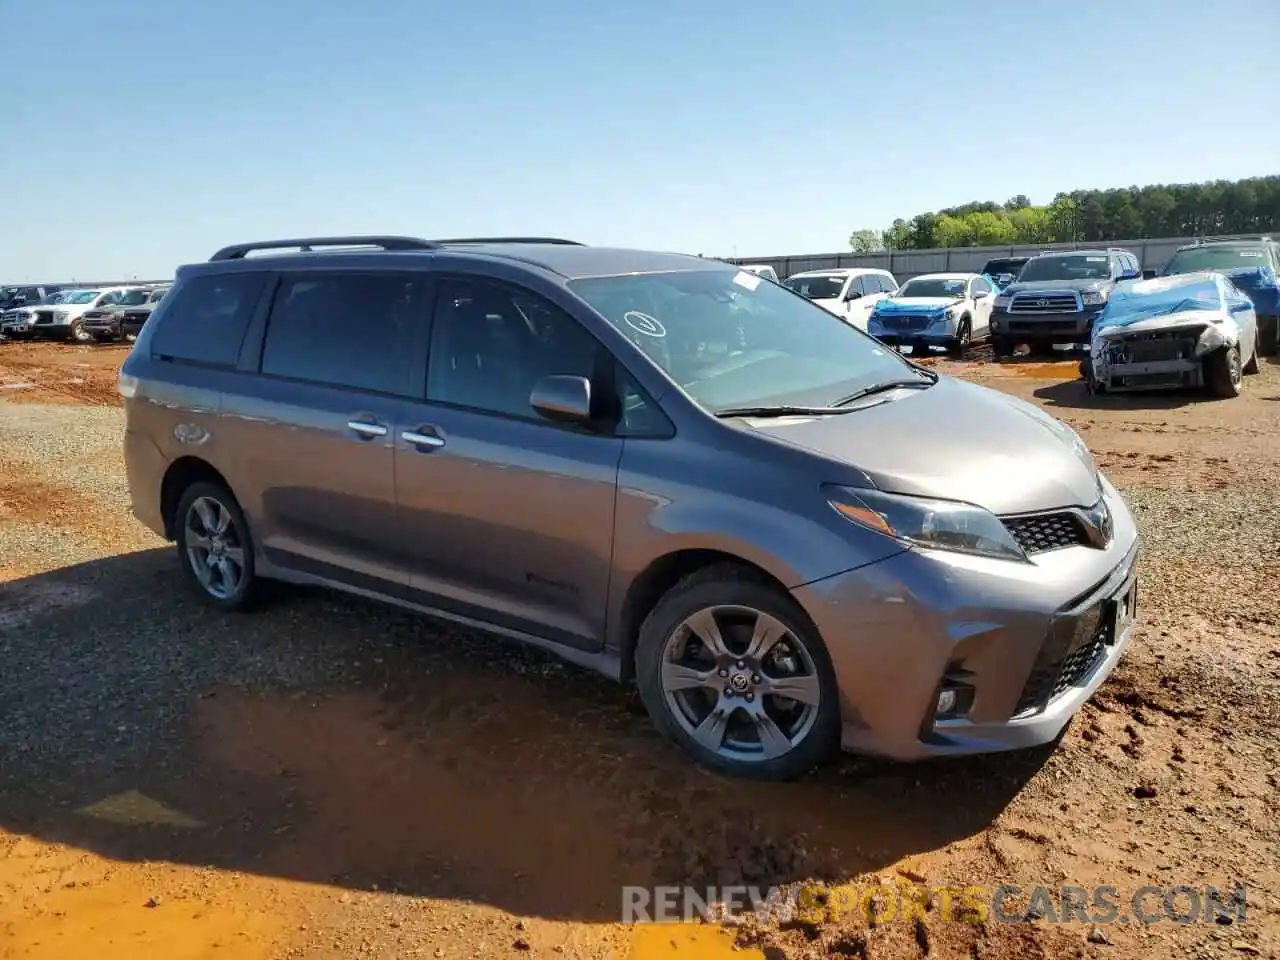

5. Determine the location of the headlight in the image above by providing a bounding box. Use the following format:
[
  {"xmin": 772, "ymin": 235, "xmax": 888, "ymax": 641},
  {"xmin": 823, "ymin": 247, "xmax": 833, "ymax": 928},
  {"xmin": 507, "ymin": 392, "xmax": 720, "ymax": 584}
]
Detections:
[
  {"xmin": 54, "ymin": 310, "xmax": 69, "ymax": 321},
  {"xmin": 994, "ymin": 295, "xmax": 1011, "ymax": 308},
  {"xmin": 824, "ymin": 485, "xmax": 1028, "ymax": 562},
  {"xmin": 1081, "ymin": 291, "xmax": 1107, "ymax": 307}
]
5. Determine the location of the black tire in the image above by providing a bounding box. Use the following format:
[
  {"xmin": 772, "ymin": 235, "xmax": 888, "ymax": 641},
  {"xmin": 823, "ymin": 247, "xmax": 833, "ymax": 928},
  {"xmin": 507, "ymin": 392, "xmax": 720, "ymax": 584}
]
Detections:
[
  {"xmin": 947, "ymin": 317, "xmax": 971, "ymax": 358},
  {"xmin": 1242, "ymin": 330, "xmax": 1260, "ymax": 375},
  {"xmin": 634, "ymin": 564, "xmax": 841, "ymax": 781},
  {"xmin": 991, "ymin": 335, "xmax": 1013, "ymax": 360},
  {"xmin": 173, "ymin": 480, "xmax": 260, "ymax": 611},
  {"xmin": 1204, "ymin": 345, "xmax": 1243, "ymax": 399},
  {"xmin": 68, "ymin": 319, "xmax": 93, "ymax": 343}
]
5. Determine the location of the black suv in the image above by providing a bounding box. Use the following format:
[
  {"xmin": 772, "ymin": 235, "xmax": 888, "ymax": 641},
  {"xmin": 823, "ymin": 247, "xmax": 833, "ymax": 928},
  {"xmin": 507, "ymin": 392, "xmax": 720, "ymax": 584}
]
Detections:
[
  {"xmin": 989, "ymin": 248, "xmax": 1141, "ymax": 355},
  {"xmin": 0, "ymin": 284, "xmax": 62, "ymax": 310},
  {"xmin": 979, "ymin": 257, "xmax": 1030, "ymax": 290}
]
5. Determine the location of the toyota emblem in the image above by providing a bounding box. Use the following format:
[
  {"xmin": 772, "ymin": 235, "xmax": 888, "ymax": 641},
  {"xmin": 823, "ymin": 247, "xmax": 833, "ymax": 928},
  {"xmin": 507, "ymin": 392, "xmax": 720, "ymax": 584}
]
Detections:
[{"xmin": 1036, "ymin": 298, "xmax": 1049, "ymax": 308}]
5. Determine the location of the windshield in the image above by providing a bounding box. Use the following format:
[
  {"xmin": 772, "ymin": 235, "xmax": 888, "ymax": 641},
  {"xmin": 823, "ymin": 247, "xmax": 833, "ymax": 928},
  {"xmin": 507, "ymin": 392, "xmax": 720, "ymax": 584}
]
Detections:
[
  {"xmin": 982, "ymin": 259, "xmax": 1027, "ymax": 276},
  {"xmin": 1016, "ymin": 255, "xmax": 1113, "ymax": 282},
  {"xmin": 61, "ymin": 290, "xmax": 102, "ymax": 304},
  {"xmin": 117, "ymin": 290, "xmax": 150, "ymax": 306},
  {"xmin": 781, "ymin": 274, "xmax": 846, "ymax": 300},
  {"xmin": 1164, "ymin": 246, "xmax": 1273, "ymax": 274},
  {"xmin": 569, "ymin": 268, "xmax": 923, "ymax": 413},
  {"xmin": 897, "ymin": 277, "xmax": 967, "ymax": 299}
]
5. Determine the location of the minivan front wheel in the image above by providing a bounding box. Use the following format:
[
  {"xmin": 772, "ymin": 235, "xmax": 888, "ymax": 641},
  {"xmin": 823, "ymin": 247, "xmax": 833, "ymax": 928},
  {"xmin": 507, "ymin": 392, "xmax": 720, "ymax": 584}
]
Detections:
[
  {"xmin": 174, "ymin": 481, "xmax": 258, "ymax": 610},
  {"xmin": 636, "ymin": 566, "xmax": 840, "ymax": 781}
]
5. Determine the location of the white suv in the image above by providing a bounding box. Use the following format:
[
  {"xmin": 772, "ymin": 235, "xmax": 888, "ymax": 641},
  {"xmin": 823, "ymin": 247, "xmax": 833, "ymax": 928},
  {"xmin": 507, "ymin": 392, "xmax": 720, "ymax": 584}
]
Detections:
[{"xmin": 781, "ymin": 268, "xmax": 898, "ymax": 330}]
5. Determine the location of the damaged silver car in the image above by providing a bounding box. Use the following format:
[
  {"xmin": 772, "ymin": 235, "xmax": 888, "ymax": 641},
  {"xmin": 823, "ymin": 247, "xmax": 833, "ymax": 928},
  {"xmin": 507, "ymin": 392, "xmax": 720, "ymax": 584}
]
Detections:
[{"xmin": 1085, "ymin": 271, "xmax": 1261, "ymax": 397}]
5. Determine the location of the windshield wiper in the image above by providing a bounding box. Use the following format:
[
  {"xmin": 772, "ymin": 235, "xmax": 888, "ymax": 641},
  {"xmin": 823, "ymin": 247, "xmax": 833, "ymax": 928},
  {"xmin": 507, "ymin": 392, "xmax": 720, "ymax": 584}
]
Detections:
[
  {"xmin": 713, "ymin": 404, "xmax": 855, "ymax": 419},
  {"xmin": 832, "ymin": 374, "xmax": 936, "ymax": 406}
]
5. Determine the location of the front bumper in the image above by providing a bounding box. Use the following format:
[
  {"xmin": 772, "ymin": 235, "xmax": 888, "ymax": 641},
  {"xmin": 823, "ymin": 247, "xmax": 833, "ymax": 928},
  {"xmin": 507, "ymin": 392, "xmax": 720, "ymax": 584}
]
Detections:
[
  {"xmin": 868, "ymin": 318, "xmax": 957, "ymax": 345},
  {"xmin": 1093, "ymin": 356, "xmax": 1204, "ymax": 392},
  {"xmin": 82, "ymin": 317, "xmax": 123, "ymax": 337},
  {"xmin": 791, "ymin": 475, "xmax": 1139, "ymax": 760},
  {"xmin": 991, "ymin": 308, "xmax": 1101, "ymax": 344}
]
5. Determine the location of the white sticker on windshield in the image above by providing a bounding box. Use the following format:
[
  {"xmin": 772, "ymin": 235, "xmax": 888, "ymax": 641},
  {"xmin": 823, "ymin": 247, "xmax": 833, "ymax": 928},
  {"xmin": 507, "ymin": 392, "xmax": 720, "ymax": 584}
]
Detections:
[
  {"xmin": 733, "ymin": 271, "xmax": 762, "ymax": 292},
  {"xmin": 1239, "ymin": 251, "xmax": 1262, "ymax": 257},
  {"xmin": 624, "ymin": 311, "xmax": 666, "ymax": 338},
  {"xmin": 1086, "ymin": 256, "xmax": 1106, "ymax": 262}
]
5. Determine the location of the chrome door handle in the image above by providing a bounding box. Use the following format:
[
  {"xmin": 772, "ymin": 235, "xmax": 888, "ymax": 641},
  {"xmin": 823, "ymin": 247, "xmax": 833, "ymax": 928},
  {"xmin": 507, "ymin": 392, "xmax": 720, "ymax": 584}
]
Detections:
[
  {"xmin": 401, "ymin": 429, "xmax": 445, "ymax": 449},
  {"xmin": 347, "ymin": 420, "xmax": 388, "ymax": 438}
]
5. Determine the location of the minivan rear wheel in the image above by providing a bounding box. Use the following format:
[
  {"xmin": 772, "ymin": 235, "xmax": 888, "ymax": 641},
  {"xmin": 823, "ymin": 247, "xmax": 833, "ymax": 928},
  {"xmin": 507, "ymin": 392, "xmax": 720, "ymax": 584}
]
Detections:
[
  {"xmin": 635, "ymin": 565, "xmax": 840, "ymax": 781},
  {"xmin": 174, "ymin": 481, "xmax": 259, "ymax": 611}
]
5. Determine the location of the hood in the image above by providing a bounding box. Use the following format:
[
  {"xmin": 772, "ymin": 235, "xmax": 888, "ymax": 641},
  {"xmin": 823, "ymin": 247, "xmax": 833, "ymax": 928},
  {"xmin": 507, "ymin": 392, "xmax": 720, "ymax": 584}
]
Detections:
[
  {"xmin": 1095, "ymin": 307, "xmax": 1219, "ymax": 339},
  {"xmin": 1002, "ymin": 278, "xmax": 1111, "ymax": 296},
  {"xmin": 743, "ymin": 376, "xmax": 1100, "ymax": 515},
  {"xmin": 873, "ymin": 296, "xmax": 960, "ymax": 315}
]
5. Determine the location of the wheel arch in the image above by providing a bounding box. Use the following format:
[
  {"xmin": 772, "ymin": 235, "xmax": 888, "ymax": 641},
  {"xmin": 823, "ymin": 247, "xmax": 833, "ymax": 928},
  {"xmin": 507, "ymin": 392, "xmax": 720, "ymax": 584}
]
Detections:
[
  {"xmin": 160, "ymin": 456, "xmax": 232, "ymax": 540},
  {"xmin": 615, "ymin": 548, "xmax": 790, "ymax": 683}
]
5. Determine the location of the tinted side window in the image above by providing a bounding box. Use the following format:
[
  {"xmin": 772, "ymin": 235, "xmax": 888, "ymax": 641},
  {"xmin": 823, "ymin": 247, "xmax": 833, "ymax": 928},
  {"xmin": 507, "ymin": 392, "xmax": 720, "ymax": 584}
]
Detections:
[
  {"xmin": 260, "ymin": 272, "xmax": 425, "ymax": 394},
  {"xmin": 150, "ymin": 273, "xmax": 267, "ymax": 367},
  {"xmin": 880, "ymin": 275, "xmax": 899, "ymax": 293},
  {"xmin": 427, "ymin": 279, "xmax": 600, "ymax": 420},
  {"xmin": 971, "ymin": 276, "xmax": 992, "ymax": 296}
]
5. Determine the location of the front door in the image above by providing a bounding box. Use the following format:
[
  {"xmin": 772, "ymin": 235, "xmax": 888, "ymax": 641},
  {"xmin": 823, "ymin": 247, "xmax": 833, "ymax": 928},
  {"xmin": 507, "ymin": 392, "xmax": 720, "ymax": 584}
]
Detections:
[{"xmin": 394, "ymin": 276, "xmax": 622, "ymax": 650}]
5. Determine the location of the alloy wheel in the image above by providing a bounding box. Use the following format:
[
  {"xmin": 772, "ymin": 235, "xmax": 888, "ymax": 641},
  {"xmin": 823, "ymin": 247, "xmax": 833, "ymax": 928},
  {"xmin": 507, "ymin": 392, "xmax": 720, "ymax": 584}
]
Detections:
[
  {"xmin": 659, "ymin": 604, "xmax": 821, "ymax": 763},
  {"xmin": 184, "ymin": 496, "xmax": 246, "ymax": 599}
]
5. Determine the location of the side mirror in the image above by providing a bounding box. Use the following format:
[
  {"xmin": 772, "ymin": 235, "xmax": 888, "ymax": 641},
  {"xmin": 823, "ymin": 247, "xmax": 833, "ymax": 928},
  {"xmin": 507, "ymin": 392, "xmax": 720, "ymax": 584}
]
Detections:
[
  {"xmin": 530, "ymin": 374, "xmax": 593, "ymax": 424},
  {"xmin": 1142, "ymin": 269, "xmax": 1158, "ymax": 280},
  {"xmin": 843, "ymin": 290, "xmax": 863, "ymax": 302}
]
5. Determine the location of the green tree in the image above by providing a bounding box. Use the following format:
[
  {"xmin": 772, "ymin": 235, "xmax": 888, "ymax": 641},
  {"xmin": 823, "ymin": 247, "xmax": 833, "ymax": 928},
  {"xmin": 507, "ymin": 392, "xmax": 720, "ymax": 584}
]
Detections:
[
  {"xmin": 845, "ymin": 175, "xmax": 1280, "ymax": 250},
  {"xmin": 848, "ymin": 229, "xmax": 885, "ymax": 253}
]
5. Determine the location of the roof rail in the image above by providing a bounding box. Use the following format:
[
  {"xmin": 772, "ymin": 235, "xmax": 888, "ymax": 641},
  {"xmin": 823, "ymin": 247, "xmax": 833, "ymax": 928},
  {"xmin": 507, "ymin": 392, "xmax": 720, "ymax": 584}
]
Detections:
[
  {"xmin": 1188, "ymin": 233, "xmax": 1273, "ymax": 245},
  {"xmin": 209, "ymin": 236, "xmax": 439, "ymax": 261},
  {"xmin": 432, "ymin": 237, "xmax": 584, "ymax": 246}
]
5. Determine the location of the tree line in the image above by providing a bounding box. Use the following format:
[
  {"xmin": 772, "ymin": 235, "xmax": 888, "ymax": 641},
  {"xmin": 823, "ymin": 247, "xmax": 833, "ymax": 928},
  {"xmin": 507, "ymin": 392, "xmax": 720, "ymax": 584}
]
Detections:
[{"xmin": 848, "ymin": 175, "xmax": 1280, "ymax": 252}]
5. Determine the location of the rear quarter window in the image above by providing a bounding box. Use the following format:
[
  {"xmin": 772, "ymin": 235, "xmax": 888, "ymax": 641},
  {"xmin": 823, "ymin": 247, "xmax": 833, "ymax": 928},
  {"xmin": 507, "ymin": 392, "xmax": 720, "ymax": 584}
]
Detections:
[{"xmin": 148, "ymin": 273, "xmax": 267, "ymax": 367}]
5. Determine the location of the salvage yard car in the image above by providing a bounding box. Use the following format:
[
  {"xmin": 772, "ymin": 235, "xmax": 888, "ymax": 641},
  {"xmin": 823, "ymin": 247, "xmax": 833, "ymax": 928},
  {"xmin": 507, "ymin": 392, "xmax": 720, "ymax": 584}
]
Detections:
[
  {"xmin": 990, "ymin": 248, "xmax": 1141, "ymax": 356},
  {"xmin": 978, "ymin": 256, "xmax": 1030, "ymax": 290},
  {"xmin": 866, "ymin": 271, "xmax": 995, "ymax": 356},
  {"xmin": 1, "ymin": 290, "xmax": 70, "ymax": 339},
  {"xmin": 1085, "ymin": 271, "xmax": 1261, "ymax": 397},
  {"xmin": 82, "ymin": 285, "xmax": 170, "ymax": 342},
  {"xmin": 781, "ymin": 267, "xmax": 898, "ymax": 330},
  {"xmin": 738, "ymin": 264, "xmax": 780, "ymax": 283},
  {"xmin": 1159, "ymin": 236, "xmax": 1280, "ymax": 357},
  {"xmin": 120, "ymin": 235, "xmax": 1139, "ymax": 781},
  {"xmin": 18, "ymin": 286, "xmax": 136, "ymax": 342}
]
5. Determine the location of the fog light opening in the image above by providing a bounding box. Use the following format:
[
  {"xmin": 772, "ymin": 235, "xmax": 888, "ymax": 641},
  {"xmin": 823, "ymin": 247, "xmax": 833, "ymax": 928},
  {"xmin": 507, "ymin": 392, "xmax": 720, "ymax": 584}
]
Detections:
[{"xmin": 934, "ymin": 682, "xmax": 974, "ymax": 720}]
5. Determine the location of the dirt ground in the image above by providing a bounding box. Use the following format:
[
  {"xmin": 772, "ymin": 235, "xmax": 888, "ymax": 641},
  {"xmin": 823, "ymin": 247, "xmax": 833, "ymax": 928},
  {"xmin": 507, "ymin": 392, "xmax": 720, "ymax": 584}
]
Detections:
[{"xmin": 1, "ymin": 340, "xmax": 1277, "ymax": 959}]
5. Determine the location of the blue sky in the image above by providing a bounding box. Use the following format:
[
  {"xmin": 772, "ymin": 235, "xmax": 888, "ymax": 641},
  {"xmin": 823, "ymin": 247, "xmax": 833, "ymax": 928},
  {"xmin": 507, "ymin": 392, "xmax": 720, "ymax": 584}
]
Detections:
[{"xmin": 2, "ymin": 0, "xmax": 1277, "ymax": 280}]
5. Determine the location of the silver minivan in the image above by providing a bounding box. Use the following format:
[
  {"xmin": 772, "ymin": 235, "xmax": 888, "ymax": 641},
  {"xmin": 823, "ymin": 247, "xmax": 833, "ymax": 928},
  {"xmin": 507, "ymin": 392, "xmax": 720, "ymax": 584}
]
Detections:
[{"xmin": 121, "ymin": 236, "xmax": 1139, "ymax": 781}]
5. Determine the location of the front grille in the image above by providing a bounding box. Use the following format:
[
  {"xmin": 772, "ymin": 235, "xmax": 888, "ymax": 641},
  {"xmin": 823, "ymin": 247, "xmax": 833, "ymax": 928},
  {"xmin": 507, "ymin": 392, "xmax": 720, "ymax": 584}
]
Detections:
[
  {"xmin": 1003, "ymin": 512, "xmax": 1088, "ymax": 554},
  {"xmin": 1014, "ymin": 607, "xmax": 1113, "ymax": 715},
  {"xmin": 1010, "ymin": 292, "xmax": 1080, "ymax": 314},
  {"xmin": 880, "ymin": 315, "xmax": 933, "ymax": 332}
]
